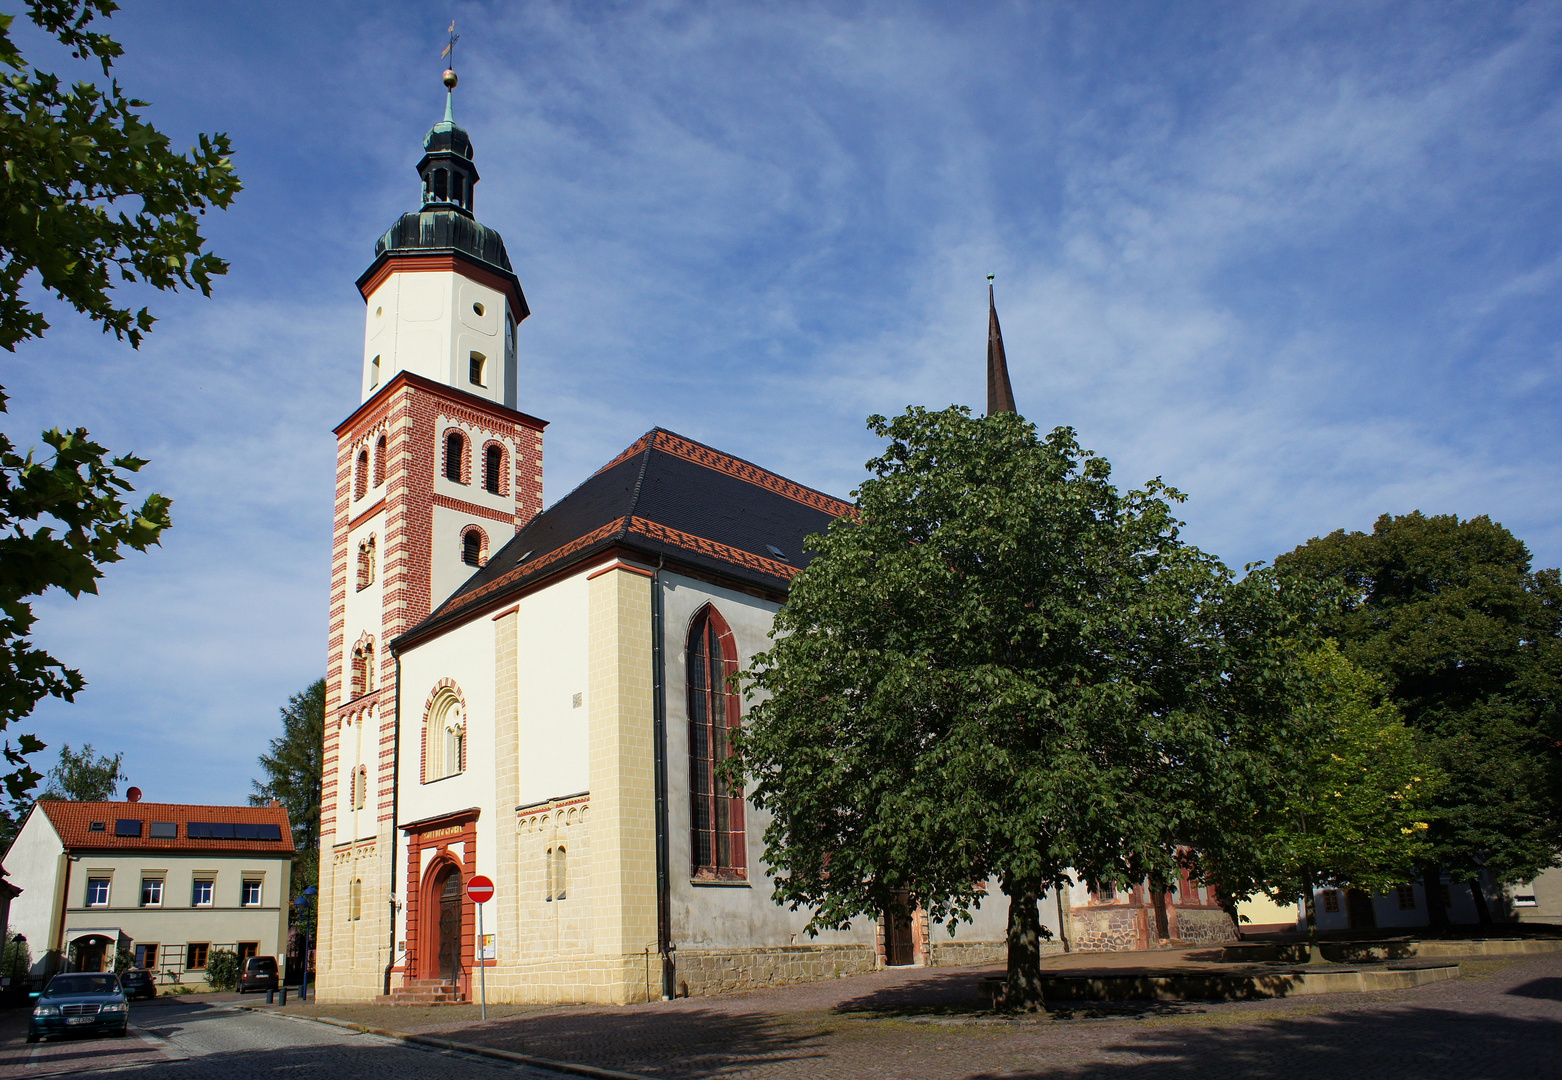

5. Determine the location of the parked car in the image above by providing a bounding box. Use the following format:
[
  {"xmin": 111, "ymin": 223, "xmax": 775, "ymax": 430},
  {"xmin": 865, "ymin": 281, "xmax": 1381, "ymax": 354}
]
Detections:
[
  {"xmin": 237, "ymin": 956, "xmax": 279, "ymax": 994},
  {"xmin": 26, "ymin": 973, "xmax": 129, "ymax": 1042},
  {"xmin": 118, "ymin": 969, "xmax": 156, "ymax": 1000}
]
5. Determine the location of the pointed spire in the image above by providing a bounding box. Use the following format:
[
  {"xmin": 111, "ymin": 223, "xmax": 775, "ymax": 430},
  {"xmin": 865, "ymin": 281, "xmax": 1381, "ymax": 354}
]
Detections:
[{"xmin": 986, "ymin": 275, "xmax": 1017, "ymax": 416}]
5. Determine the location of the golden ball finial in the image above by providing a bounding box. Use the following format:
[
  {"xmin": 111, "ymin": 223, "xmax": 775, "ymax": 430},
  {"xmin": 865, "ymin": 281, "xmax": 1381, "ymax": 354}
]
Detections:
[{"xmin": 443, "ymin": 68, "xmax": 458, "ymax": 89}]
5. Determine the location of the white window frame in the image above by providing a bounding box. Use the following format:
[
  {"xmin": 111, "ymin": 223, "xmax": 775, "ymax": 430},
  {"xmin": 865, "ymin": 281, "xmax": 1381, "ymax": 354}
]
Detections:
[
  {"xmin": 140, "ymin": 878, "xmax": 164, "ymax": 907},
  {"xmin": 241, "ymin": 880, "xmax": 262, "ymax": 907},
  {"xmin": 85, "ymin": 878, "xmax": 110, "ymax": 907},
  {"xmin": 192, "ymin": 879, "xmax": 214, "ymax": 907}
]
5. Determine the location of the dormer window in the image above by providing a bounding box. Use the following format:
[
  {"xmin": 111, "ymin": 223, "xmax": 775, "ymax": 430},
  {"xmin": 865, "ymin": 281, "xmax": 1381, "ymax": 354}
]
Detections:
[{"xmin": 469, "ymin": 352, "xmax": 486, "ymax": 387}]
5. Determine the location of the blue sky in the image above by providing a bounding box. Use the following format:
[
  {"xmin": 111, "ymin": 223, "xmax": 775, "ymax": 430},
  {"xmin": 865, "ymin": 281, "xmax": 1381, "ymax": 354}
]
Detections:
[{"xmin": 5, "ymin": 1, "xmax": 1560, "ymax": 805}]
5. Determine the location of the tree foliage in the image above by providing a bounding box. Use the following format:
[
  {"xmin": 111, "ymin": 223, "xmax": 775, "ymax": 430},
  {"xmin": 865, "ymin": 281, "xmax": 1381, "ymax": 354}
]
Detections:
[
  {"xmin": 0, "ymin": 0, "xmax": 237, "ymax": 828},
  {"xmin": 1198, "ymin": 642, "xmax": 1437, "ymax": 954},
  {"xmin": 41, "ymin": 740, "xmax": 124, "ymax": 800},
  {"xmin": 1276, "ymin": 512, "xmax": 1562, "ymax": 909},
  {"xmin": 204, "ymin": 947, "xmax": 238, "ymax": 991},
  {"xmin": 250, "ymin": 679, "xmax": 324, "ymax": 905},
  {"xmin": 732, "ymin": 407, "xmax": 1319, "ymax": 1009}
]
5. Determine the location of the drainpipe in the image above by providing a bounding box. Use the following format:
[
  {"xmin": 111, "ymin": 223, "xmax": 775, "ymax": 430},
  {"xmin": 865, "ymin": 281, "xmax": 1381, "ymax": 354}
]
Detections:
[
  {"xmin": 383, "ymin": 653, "xmax": 404, "ymax": 997},
  {"xmin": 651, "ymin": 556, "xmax": 673, "ymax": 999}
]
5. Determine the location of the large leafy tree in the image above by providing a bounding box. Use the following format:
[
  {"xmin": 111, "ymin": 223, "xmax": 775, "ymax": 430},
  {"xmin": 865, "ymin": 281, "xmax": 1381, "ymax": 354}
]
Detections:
[
  {"xmin": 732, "ymin": 407, "xmax": 1318, "ymax": 1010},
  {"xmin": 1276, "ymin": 512, "xmax": 1562, "ymax": 924},
  {"xmin": 1195, "ymin": 642, "xmax": 1437, "ymax": 959},
  {"xmin": 0, "ymin": 0, "xmax": 239, "ymax": 825},
  {"xmin": 41, "ymin": 740, "xmax": 124, "ymax": 800},
  {"xmin": 250, "ymin": 679, "xmax": 324, "ymax": 906}
]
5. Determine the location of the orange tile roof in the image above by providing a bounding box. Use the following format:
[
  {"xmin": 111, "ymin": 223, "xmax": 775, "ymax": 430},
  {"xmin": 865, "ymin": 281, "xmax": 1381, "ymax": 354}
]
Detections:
[{"xmin": 38, "ymin": 800, "xmax": 295, "ymax": 855}]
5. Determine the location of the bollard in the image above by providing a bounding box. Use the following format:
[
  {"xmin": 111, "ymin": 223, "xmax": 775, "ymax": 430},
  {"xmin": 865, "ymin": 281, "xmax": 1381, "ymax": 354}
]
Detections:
[
  {"xmin": 278, "ymin": 986, "xmax": 288, "ymax": 1006},
  {"xmin": 265, "ymin": 988, "xmax": 274, "ymax": 1005}
]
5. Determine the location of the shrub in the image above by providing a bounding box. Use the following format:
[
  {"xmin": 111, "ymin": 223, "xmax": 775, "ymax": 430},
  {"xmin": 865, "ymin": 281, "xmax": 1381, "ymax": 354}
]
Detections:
[{"xmin": 205, "ymin": 948, "xmax": 239, "ymax": 991}]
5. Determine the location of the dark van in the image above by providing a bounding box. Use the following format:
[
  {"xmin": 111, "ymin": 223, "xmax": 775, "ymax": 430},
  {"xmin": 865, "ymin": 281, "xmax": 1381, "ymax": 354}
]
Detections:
[{"xmin": 237, "ymin": 956, "xmax": 279, "ymax": 994}]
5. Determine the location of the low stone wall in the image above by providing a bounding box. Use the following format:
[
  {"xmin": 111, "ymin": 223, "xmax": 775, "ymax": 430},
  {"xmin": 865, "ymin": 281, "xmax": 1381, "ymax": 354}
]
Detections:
[
  {"xmin": 1175, "ymin": 908, "xmax": 1240, "ymax": 945},
  {"xmin": 926, "ymin": 940, "xmax": 1006, "ymax": 967},
  {"xmin": 676, "ymin": 944, "xmax": 879, "ymax": 997},
  {"xmin": 1069, "ymin": 908, "xmax": 1141, "ymax": 952}
]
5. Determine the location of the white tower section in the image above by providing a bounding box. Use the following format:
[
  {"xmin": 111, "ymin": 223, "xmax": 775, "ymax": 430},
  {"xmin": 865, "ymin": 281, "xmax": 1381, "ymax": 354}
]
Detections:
[{"xmin": 361, "ymin": 271, "xmax": 519, "ymax": 409}]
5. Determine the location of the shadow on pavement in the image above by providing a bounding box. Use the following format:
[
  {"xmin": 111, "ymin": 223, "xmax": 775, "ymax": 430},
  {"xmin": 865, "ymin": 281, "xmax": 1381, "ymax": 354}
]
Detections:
[
  {"xmin": 831, "ymin": 967, "xmax": 990, "ymax": 1015},
  {"xmin": 434, "ymin": 1006, "xmax": 828, "ymax": 1078},
  {"xmin": 1505, "ymin": 977, "xmax": 1562, "ymax": 1000},
  {"xmin": 962, "ymin": 1007, "xmax": 1562, "ymax": 1080}
]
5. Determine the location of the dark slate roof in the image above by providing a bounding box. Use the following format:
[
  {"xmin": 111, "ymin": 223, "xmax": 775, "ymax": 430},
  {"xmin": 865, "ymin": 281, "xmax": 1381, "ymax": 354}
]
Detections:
[
  {"xmin": 396, "ymin": 429, "xmax": 853, "ymax": 649},
  {"xmin": 375, "ymin": 209, "xmax": 513, "ymax": 275}
]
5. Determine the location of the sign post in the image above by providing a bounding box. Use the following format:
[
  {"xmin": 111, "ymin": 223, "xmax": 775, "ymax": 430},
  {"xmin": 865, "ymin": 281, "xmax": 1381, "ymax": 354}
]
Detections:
[{"xmin": 466, "ymin": 875, "xmax": 495, "ymax": 1020}]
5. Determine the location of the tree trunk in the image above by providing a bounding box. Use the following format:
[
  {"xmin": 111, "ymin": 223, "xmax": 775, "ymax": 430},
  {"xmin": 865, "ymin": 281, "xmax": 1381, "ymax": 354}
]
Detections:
[
  {"xmin": 1003, "ymin": 879, "xmax": 1045, "ymax": 1012},
  {"xmin": 1302, "ymin": 874, "xmax": 1323, "ymax": 964},
  {"xmin": 1150, "ymin": 881, "xmax": 1170, "ymax": 943},
  {"xmin": 1421, "ymin": 862, "xmax": 1449, "ymax": 931},
  {"xmin": 1215, "ymin": 885, "xmax": 1242, "ymax": 940},
  {"xmin": 1470, "ymin": 877, "xmax": 1492, "ymax": 925}
]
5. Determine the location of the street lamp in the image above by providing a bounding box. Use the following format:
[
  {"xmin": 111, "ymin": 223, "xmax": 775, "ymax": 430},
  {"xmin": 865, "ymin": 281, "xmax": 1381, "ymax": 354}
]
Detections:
[{"xmin": 292, "ymin": 886, "xmax": 318, "ymax": 1001}]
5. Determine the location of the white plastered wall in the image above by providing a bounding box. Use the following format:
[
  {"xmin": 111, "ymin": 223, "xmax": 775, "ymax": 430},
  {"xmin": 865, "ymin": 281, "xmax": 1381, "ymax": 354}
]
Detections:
[
  {"xmin": 513, "ymin": 571, "xmax": 592, "ymax": 807},
  {"xmin": 1, "ymin": 807, "xmax": 66, "ymax": 973},
  {"xmin": 362, "ymin": 271, "xmax": 516, "ymax": 409}
]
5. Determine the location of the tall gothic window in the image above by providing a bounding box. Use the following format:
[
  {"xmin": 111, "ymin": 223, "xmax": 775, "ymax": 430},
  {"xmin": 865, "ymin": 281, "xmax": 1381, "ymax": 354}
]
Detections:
[
  {"xmin": 484, "ymin": 444, "xmax": 503, "ymax": 494},
  {"xmin": 373, "ymin": 435, "xmax": 386, "ymax": 487},
  {"xmin": 688, "ymin": 605, "xmax": 745, "ymax": 879},
  {"xmin": 444, "ymin": 431, "xmax": 465, "ymax": 482},
  {"xmin": 354, "ymin": 449, "xmax": 369, "ymax": 500},
  {"xmin": 423, "ymin": 690, "xmax": 465, "ymax": 782}
]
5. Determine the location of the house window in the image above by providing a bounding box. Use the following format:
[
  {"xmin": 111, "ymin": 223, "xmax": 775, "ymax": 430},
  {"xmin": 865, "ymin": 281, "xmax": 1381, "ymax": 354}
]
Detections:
[
  {"xmin": 1322, "ymin": 889, "xmax": 1340, "ymax": 914},
  {"xmin": 134, "ymin": 944, "xmax": 158, "ymax": 970},
  {"xmin": 444, "ymin": 431, "xmax": 466, "ymax": 482},
  {"xmin": 423, "ymin": 690, "xmax": 465, "ymax": 782},
  {"xmin": 484, "ymin": 444, "xmax": 503, "ymax": 494},
  {"xmin": 1097, "ymin": 882, "xmax": 1116, "ymax": 903},
  {"xmin": 688, "ymin": 605, "xmax": 746, "ymax": 878},
  {"xmin": 373, "ymin": 435, "xmax": 386, "ymax": 487},
  {"xmin": 242, "ymin": 880, "xmax": 262, "ymax": 907},
  {"xmin": 354, "ymin": 449, "xmax": 369, "ymax": 500},
  {"xmin": 141, "ymin": 879, "xmax": 164, "ymax": 907},
  {"xmin": 469, "ymin": 351, "xmax": 486, "ymax": 386},
  {"xmin": 1396, "ymin": 885, "xmax": 1417, "ymax": 910},
  {"xmin": 237, "ymin": 942, "xmax": 258, "ymax": 961},
  {"xmin": 185, "ymin": 943, "xmax": 209, "ymax": 971},
  {"xmin": 86, "ymin": 878, "xmax": 110, "ymax": 907},
  {"xmin": 192, "ymin": 879, "xmax": 214, "ymax": 907}
]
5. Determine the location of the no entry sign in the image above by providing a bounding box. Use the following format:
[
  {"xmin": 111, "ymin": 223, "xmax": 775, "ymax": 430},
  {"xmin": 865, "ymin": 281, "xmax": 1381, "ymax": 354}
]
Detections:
[{"xmin": 466, "ymin": 875, "xmax": 495, "ymax": 904}]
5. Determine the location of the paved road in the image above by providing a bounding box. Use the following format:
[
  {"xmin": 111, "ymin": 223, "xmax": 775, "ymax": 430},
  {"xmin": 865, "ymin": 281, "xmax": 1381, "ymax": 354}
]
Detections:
[{"xmin": 0, "ymin": 999, "xmax": 576, "ymax": 1079}]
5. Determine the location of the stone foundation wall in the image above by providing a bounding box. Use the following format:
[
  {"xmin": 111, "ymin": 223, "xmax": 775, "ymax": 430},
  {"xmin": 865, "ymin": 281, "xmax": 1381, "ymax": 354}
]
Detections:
[
  {"xmin": 1173, "ymin": 907, "xmax": 1239, "ymax": 945},
  {"xmin": 1069, "ymin": 908, "xmax": 1142, "ymax": 952},
  {"xmin": 926, "ymin": 940, "xmax": 1007, "ymax": 967},
  {"xmin": 675, "ymin": 945, "xmax": 878, "ymax": 997}
]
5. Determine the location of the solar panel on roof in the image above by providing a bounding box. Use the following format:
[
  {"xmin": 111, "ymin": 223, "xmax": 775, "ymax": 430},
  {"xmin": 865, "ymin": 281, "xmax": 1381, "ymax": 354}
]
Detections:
[
  {"xmin": 115, "ymin": 819, "xmax": 142, "ymax": 837},
  {"xmin": 258, "ymin": 823, "xmax": 283, "ymax": 841},
  {"xmin": 149, "ymin": 821, "xmax": 176, "ymax": 839},
  {"xmin": 234, "ymin": 822, "xmax": 260, "ymax": 839}
]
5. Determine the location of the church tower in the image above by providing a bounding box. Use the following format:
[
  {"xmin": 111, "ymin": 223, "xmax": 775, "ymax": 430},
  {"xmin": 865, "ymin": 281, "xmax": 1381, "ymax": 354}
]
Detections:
[{"xmin": 317, "ymin": 70, "xmax": 547, "ymax": 1000}]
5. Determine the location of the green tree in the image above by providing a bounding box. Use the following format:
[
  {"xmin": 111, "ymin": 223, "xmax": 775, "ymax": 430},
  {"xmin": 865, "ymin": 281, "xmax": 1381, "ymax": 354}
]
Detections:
[
  {"xmin": 0, "ymin": 0, "xmax": 239, "ymax": 828},
  {"xmin": 250, "ymin": 679, "xmax": 324, "ymax": 905},
  {"xmin": 1276, "ymin": 512, "xmax": 1562, "ymax": 924},
  {"xmin": 1198, "ymin": 642, "xmax": 1437, "ymax": 960},
  {"xmin": 731, "ymin": 407, "xmax": 1318, "ymax": 1010},
  {"xmin": 203, "ymin": 947, "xmax": 237, "ymax": 991},
  {"xmin": 40, "ymin": 741, "xmax": 124, "ymax": 800}
]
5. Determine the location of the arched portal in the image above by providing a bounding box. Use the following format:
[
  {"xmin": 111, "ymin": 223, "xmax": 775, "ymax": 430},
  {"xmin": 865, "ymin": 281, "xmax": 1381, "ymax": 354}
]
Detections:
[{"xmin": 419, "ymin": 859, "xmax": 464, "ymax": 983}]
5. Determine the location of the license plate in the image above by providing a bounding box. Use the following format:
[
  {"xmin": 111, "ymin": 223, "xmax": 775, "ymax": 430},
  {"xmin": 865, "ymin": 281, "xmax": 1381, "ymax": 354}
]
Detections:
[{"xmin": 66, "ymin": 1016, "xmax": 94, "ymax": 1025}]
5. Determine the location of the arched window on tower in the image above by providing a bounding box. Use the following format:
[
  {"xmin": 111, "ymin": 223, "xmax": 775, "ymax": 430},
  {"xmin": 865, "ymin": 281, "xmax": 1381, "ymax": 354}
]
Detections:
[
  {"xmin": 356, "ymin": 536, "xmax": 376, "ymax": 591},
  {"xmin": 462, "ymin": 528, "xmax": 484, "ymax": 567},
  {"xmin": 355, "ymin": 765, "xmax": 368, "ymax": 811},
  {"xmin": 688, "ymin": 605, "xmax": 746, "ymax": 879},
  {"xmin": 434, "ymin": 169, "xmax": 448, "ymax": 201},
  {"xmin": 451, "ymin": 173, "xmax": 464, "ymax": 206},
  {"xmin": 373, "ymin": 435, "xmax": 386, "ymax": 487},
  {"xmin": 363, "ymin": 642, "xmax": 375, "ymax": 693},
  {"xmin": 484, "ymin": 444, "xmax": 503, "ymax": 494},
  {"xmin": 349, "ymin": 877, "xmax": 362, "ymax": 921},
  {"xmin": 554, "ymin": 845, "xmax": 567, "ymax": 901},
  {"xmin": 351, "ymin": 647, "xmax": 367, "ymax": 699},
  {"xmin": 354, "ymin": 449, "xmax": 369, "ymax": 501},
  {"xmin": 444, "ymin": 431, "xmax": 465, "ymax": 482}
]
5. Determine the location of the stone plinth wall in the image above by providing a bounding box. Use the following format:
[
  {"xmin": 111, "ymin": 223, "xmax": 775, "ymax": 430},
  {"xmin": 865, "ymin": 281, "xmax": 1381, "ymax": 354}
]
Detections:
[
  {"xmin": 924, "ymin": 939, "xmax": 1065, "ymax": 967},
  {"xmin": 676, "ymin": 945, "xmax": 878, "ymax": 997},
  {"xmin": 1069, "ymin": 908, "xmax": 1142, "ymax": 952},
  {"xmin": 1175, "ymin": 907, "xmax": 1239, "ymax": 945}
]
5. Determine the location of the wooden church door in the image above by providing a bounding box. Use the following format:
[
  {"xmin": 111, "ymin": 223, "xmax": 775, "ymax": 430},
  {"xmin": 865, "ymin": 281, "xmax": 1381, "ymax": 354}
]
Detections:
[
  {"xmin": 438, "ymin": 872, "xmax": 462, "ymax": 983},
  {"xmin": 884, "ymin": 901, "xmax": 915, "ymax": 967}
]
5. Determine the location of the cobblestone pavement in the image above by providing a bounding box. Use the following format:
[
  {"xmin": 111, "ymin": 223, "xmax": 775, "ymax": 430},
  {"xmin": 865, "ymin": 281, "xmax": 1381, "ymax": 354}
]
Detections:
[
  {"xmin": 276, "ymin": 952, "xmax": 1562, "ymax": 1079},
  {"xmin": 0, "ymin": 998, "xmax": 570, "ymax": 1078}
]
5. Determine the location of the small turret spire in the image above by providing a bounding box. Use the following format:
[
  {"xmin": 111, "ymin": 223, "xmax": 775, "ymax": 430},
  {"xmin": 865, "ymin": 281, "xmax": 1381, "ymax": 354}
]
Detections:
[{"xmin": 986, "ymin": 275, "xmax": 1017, "ymax": 416}]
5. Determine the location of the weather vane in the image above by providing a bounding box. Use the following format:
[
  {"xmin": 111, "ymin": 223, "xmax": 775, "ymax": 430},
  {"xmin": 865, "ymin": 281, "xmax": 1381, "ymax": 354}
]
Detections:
[{"xmin": 442, "ymin": 20, "xmax": 460, "ymax": 89}]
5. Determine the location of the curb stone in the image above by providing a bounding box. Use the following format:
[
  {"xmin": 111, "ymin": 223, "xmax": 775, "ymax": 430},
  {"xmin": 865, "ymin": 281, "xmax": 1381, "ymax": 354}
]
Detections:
[{"xmin": 233, "ymin": 1006, "xmax": 657, "ymax": 1080}]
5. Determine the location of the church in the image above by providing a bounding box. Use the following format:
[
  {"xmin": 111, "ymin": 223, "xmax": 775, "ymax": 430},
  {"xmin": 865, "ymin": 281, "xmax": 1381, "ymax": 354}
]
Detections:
[{"xmin": 316, "ymin": 75, "xmax": 1236, "ymax": 1006}]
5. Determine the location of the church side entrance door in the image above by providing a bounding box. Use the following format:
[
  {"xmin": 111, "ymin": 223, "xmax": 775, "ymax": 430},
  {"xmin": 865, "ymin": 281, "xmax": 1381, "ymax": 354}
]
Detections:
[
  {"xmin": 884, "ymin": 903, "xmax": 915, "ymax": 967},
  {"xmin": 437, "ymin": 870, "xmax": 462, "ymax": 984}
]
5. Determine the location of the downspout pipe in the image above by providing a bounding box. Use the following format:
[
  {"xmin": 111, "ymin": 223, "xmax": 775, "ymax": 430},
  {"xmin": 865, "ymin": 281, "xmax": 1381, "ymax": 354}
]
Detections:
[
  {"xmin": 651, "ymin": 556, "xmax": 673, "ymax": 1000},
  {"xmin": 383, "ymin": 652, "xmax": 404, "ymax": 997}
]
